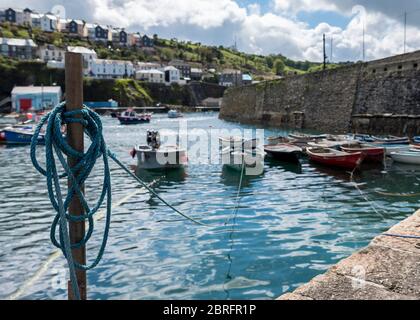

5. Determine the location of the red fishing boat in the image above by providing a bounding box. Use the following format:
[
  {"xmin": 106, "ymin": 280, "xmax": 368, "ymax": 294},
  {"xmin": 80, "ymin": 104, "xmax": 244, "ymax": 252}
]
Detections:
[
  {"xmin": 306, "ymin": 147, "xmax": 364, "ymax": 170},
  {"xmin": 340, "ymin": 144, "xmax": 385, "ymax": 163}
]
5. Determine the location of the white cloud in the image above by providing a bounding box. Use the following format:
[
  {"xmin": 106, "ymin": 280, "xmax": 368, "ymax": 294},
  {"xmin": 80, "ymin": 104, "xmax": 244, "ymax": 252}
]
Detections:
[{"xmin": 2, "ymin": 0, "xmax": 420, "ymax": 62}]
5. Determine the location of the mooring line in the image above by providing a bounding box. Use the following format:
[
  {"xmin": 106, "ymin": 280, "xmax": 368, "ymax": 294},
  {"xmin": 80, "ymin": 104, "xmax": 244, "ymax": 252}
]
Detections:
[{"xmin": 7, "ymin": 188, "xmax": 143, "ymax": 300}]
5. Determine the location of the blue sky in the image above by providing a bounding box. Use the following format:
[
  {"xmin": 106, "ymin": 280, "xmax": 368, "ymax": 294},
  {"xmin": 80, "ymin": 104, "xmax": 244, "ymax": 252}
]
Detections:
[{"xmin": 2, "ymin": 0, "xmax": 420, "ymax": 62}]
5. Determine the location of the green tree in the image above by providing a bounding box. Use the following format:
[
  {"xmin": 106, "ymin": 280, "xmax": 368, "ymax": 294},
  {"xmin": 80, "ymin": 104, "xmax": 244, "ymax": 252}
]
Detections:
[{"xmin": 274, "ymin": 59, "xmax": 286, "ymax": 75}]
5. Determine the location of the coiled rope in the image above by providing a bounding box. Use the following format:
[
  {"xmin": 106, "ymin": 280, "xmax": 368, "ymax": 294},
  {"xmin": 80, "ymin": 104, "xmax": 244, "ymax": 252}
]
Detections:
[{"xmin": 30, "ymin": 102, "xmax": 203, "ymax": 300}]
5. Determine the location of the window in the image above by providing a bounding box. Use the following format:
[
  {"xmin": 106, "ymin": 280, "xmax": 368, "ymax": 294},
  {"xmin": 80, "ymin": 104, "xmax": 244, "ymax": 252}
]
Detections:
[
  {"xmin": 398, "ymin": 65, "xmax": 402, "ymax": 70},
  {"xmin": 414, "ymin": 63, "xmax": 418, "ymax": 69}
]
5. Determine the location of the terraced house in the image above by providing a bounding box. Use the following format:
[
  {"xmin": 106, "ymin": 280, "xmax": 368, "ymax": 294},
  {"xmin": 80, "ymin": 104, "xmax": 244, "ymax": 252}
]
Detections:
[
  {"xmin": 59, "ymin": 19, "xmax": 87, "ymax": 37},
  {"xmin": 91, "ymin": 59, "xmax": 134, "ymax": 79},
  {"xmin": 0, "ymin": 37, "xmax": 37, "ymax": 60},
  {"xmin": 1, "ymin": 8, "xmax": 32, "ymax": 25},
  {"xmin": 112, "ymin": 28, "xmax": 128, "ymax": 46},
  {"xmin": 87, "ymin": 24, "xmax": 111, "ymax": 42}
]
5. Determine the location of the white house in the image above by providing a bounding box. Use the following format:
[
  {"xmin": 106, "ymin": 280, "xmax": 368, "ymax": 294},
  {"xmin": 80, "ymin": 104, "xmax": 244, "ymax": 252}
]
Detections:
[
  {"xmin": 67, "ymin": 46, "xmax": 97, "ymax": 75},
  {"xmin": 135, "ymin": 69, "xmax": 164, "ymax": 83},
  {"xmin": 38, "ymin": 44, "xmax": 65, "ymax": 62},
  {"xmin": 163, "ymin": 66, "xmax": 181, "ymax": 84},
  {"xmin": 40, "ymin": 13, "xmax": 60, "ymax": 32},
  {"xmin": 91, "ymin": 59, "xmax": 134, "ymax": 79},
  {"xmin": 136, "ymin": 62, "xmax": 162, "ymax": 71},
  {"xmin": 30, "ymin": 12, "xmax": 42, "ymax": 28}
]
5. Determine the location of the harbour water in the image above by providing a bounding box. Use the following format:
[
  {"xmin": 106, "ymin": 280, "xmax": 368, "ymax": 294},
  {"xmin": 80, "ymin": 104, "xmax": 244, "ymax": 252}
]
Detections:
[{"xmin": 0, "ymin": 112, "xmax": 419, "ymax": 300}]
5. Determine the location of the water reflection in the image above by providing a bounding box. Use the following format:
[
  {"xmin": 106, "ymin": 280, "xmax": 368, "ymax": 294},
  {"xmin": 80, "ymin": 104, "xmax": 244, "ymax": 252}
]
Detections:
[{"xmin": 265, "ymin": 158, "xmax": 303, "ymax": 174}]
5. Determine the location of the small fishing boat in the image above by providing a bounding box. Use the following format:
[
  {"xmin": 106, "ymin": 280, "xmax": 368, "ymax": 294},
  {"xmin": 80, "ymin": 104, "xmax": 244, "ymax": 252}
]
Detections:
[
  {"xmin": 288, "ymin": 133, "xmax": 327, "ymax": 142},
  {"xmin": 390, "ymin": 151, "xmax": 420, "ymax": 165},
  {"xmin": 221, "ymin": 147, "xmax": 265, "ymax": 173},
  {"xmin": 117, "ymin": 109, "xmax": 151, "ymax": 125},
  {"xmin": 0, "ymin": 126, "xmax": 45, "ymax": 145},
  {"xmin": 351, "ymin": 134, "xmax": 375, "ymax": 143},
  {"xmin": 371, "ymin": 135, "xmax": 409, "ymax": 145},
  {"xmin": 218, "ymin": 136, "xmax": 259, "ymax": 150},
  {"xmin": 306, "ymin": 147, "xmax": 364, "ymax": 170},
  {"xmin": 363, "ymin": 143, "xmax": 410, "ymax": 156},
  {"xmin": 308, "ymin": 139, "xmax": 354, "ymax": 149},
  {"xmin": 266, "ymin": 136, "xmax": 290, "ymax": 146},
  {"xmin": 168, "ymin": 109, "xmax": 183, "ymax": 118},
  {"xmin": 340, "ymin": 144, "xmax": 385, "ymax": 163},
  {"xmin": 413, "ymin": 136, "xmax": 420, "ymax": 144},
  {"xmin": 130, "ymin": 130, "xmax": 187, "ymax": 170},
  {"xmin": 264, "ymin": 144, "xmax": 303, "ymax": 163}
]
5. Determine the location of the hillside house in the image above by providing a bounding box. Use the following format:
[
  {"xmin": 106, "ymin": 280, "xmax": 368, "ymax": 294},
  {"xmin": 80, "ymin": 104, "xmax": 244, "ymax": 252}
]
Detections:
[
  {"xmin": 91, "ymin": 59, "xmax": 134, "ymax": 79},
  {"xmin": 111, "ymin": 28, "xmax": 128, "ymax": 46},
  {"xmin": 67, "ymin": 46, "xmax": 98, "ymax": 75},
  {"xmin": 59, "ymin": 19, "xmax": 87, "ymax": 37},
  {"xmin": 164, "ymin": 66, "xmax": 181, "ymax": 84},
  {"xmin": 37, "ymin": 44, "xmax": 65, "ymax": 62},
  {"xmin": 40, "ymin": 13, "xmax": 60, "ymax": 32},
  {"xmin": 219, "ymin": 69, "xmax": 243, "ymax": 87},
  {"xmin": 169, "ymin": 59, "xmax": 191, "ymax": 78},
  {"xmin": 0, "ymin": 37, "xmax": 37, "ymax": 59},
  {"xmin": 136, "ymin": 69, "xmax": 164, "ymax": 83},
  {"xmin": 2, "ymin": 8, "xmax": 31, "ymax": 25}
]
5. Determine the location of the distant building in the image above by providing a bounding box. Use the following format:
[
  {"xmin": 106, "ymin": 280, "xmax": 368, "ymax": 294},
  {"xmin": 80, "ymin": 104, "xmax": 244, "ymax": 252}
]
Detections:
[
  {"xmin": 60, "ymin": 19, "xmax": 87, "ymax": 37},
  {"xmin": 40, "ymin": 13, "xmax": 60, "ymax": 32},
  {"xmin": 30, "ymin": 12, "xmax": 42, "ymax": 28},
  {"xmin": 169, "ymin": 59, "xmax": 191, "ymax": 78},
  {"xmin": 191, "ymin": 68, "xmax": 203, "ymax": 81},
  {"xmin": 219, "ymin": 69, "xmax": 242, "ymax": 87},
  {"xmin": 142, "ymin": 35, "xmax": 154, "ymax": 47},
  {"xmin": 0, "ymin": 9, "xmax": 4, "ymax": 22},
  {"xmin": 11, "ymin": 86, "xmax": 62, "ymax": 112},
  {"xmin": 164, "ymin": 66, "xmax": 181, "ymax": 84},
  {"xmin": 111, "ymin": 28, "xmax": 128, "ymax": 46},
  {"xmin": 242, "ymin": 74, "xmax": 253, "ymax": 85},
  {"xmin": 136, "ymin": 62, "xmax": 162, "ymax": 71},
  {"xmin": 87, "ymin": 24, "xmax": 111, "ymax": 42},
  {"xmin": 67, "ymin": 46, "xmax": 98, "ymax": 75},
  {"xmin": 3, "ymin": 8, "xmax": 31, "ymax": 25},
  {"xmin": 91, "ymin": 59, "xmax": 134, "ymax": 79},
  {"xmin": 38, "ymin": 44, "xmax": 65, "ymax": 62},
  {"xmin": 136, "ymin": 69, "xmax": 164, "ymax": 83},
  {"xmin": 0, "ymin": 37, "xmax": 37, "ymax": 60}
]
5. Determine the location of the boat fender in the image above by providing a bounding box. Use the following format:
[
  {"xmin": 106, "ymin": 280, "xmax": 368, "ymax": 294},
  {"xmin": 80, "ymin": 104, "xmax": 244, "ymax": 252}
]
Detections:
[{"xmin": 130, "ymin": 148, "xmax": 137, "ymax": 159}]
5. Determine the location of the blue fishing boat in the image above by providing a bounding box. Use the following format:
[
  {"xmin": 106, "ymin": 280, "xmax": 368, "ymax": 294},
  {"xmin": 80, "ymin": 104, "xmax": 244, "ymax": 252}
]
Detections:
[
  {"xmin": 0, "ymin": 127, "xmax": 45, "ymax": 145},
  {"xmin": 117, "ymin": 110, "xmax": 151, "ymax": 125}
]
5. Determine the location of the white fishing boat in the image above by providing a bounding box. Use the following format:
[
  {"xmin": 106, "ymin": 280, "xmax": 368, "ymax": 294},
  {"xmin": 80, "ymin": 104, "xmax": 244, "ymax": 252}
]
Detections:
[
  {"xmin": 168, "ymin": 109, "xmax": 183, "ymax": 118},
  {"xmin": 130, "ymin": 131, "xmax": 187, "ymax": 170},
  {"xmin": 390, "ymin": 150, "xmax": 420, "ymax": 165},
  {"xmin": 307, "ymin": 139, "xmax": 355, "ymax": 149}
]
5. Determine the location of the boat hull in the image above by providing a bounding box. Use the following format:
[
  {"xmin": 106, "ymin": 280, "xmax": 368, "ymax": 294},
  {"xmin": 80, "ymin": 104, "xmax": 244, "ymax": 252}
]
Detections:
[
  {"xmin": 341, "ymin": 145, "xmax": 385, "ymax": 163},
  {"xmin": 0, "ymin": 129, "xmax": 45, "ymax": 145},
  {"xmin": 135, "ymin": 146, "xmax": 187, "ymax": 170},
  {"xmin": 390, "ymin": 151, "xmax": 420, "ymax": 165},
  {"xmin": 264, "ymin": 144, "xmax": 302, "ymax": 163},
  {"xmin": 307, "ymin": 148, "xmax": 364, "ymax": 170},
  {"xmin": 118, "ymin": 117, "xmax": 150, "ymax": 125}
]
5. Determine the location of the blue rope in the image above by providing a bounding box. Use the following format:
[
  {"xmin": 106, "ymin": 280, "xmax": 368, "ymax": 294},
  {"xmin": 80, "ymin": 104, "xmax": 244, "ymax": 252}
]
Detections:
[{"xmin": 30, "ymin": 102, "xmax": 204, "ymax": 299}]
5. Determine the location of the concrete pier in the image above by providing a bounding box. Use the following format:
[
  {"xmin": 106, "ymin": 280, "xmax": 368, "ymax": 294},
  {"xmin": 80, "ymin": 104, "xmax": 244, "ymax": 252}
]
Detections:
[{"xmin": 278, "ymin": 210, "xmax": 420, "ymax": 300}]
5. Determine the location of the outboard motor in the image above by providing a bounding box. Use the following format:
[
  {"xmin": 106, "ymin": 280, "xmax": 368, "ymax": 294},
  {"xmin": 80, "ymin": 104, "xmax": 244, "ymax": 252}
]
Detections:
[{"xmin": 147, "ymin": 130, "xmax": 161, "ymax": 149}]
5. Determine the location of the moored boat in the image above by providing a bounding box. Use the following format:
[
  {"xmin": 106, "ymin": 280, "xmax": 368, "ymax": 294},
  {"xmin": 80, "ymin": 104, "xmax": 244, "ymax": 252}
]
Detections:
[
  {"xmin": 340, "ymin": 144, "xmax": 385, "ymax": 163},
  {"xmin": 221, "ymin": 147, "xmax": 266, "ymax": 173},
  {"xmin": 218, "ymin": 136, "xmax": 259, "ymax": 150},
  {"xmin": 363, "ymin": 143, "xmax": 410, "ymax": 156},
  {"xmin": 131, "ymin": 130, "xmax": 187, "ymax": 170},
  {"xmin": 306, "ymin": 147, "xmax": 364, "ymax": 170},
  {"xmin": 288, "ymin": 133, "xmax": 327, "ymax": 142},
  {"xmin": 168, "ymin": 109, "xmax": 183, "ymax": 118},
  {"xmin": 308, "ymin": 139, "xmax": 354, "ymax": 149},
  {"xmin": 390, "ymin": 151, "xmax": 420, "ymax": 165},
  {"xmin": 371, "ymin": 135, "xmax": 409, "ymax": 145},
  {"xmin": 0, "ymin": 127, "xmax": 45, "ymax": 145},
  {"xmin": 264, "ymin": 144, "xmax": 302, "ymax": 163},
  {"xmin": 117, "ymin": 109, "xmax": 151, "ymax": 125},
  {"xmin": 266, "ymin": 136, "xmax": 290, "ymax": 146}
]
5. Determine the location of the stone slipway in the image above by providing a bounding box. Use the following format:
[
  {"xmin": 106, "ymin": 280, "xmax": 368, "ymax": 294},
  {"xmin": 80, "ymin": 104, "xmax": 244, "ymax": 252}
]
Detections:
[{"xmin": 278, "ymin": 210, "xmax": 420, "ymax": 300}]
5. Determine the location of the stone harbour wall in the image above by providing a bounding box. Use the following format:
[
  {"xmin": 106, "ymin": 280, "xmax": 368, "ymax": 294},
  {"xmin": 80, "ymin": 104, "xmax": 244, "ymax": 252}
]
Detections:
[{"xmin": 220, "ymin": 50, "xmax": 420, "ymax": 135}]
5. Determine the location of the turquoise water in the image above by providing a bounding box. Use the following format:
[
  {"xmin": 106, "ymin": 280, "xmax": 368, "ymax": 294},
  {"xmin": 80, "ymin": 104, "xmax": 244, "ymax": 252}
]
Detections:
[{"xmin": 0, "ymin": 112, "xmax": 419, "ymax": 300}]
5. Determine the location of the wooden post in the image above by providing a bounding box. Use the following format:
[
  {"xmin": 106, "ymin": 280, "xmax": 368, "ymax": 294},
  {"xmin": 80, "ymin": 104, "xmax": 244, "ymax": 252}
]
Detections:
[{"xmin": 65, "ymin": 52, "xmax": 87, "ymax": 300}]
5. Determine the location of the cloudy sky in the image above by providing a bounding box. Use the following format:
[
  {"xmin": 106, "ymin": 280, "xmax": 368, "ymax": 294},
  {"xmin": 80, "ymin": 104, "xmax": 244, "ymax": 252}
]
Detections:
[{"xmin": 2, "ymin": 0, "xmax": 420, "ymax": 62}]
